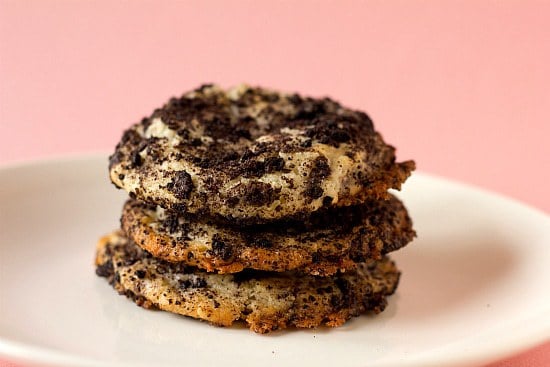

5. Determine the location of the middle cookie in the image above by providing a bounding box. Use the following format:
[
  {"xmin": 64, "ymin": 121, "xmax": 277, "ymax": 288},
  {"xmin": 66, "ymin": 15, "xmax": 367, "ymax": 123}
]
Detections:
[{"xmin": 122, "ymin": 195, "xmax": 415, "ymax": 276}]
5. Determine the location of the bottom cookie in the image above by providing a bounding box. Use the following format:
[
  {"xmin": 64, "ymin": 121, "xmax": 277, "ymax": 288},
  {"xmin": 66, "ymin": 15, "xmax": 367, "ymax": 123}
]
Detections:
[{"xmin": 95, "ymin": 231, "xmax": 400, "ymax": 333}]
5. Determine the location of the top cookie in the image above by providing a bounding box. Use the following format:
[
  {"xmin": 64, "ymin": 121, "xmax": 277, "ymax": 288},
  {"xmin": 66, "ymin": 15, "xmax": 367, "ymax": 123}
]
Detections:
[{"xmin": 109, "ymin": 84, "xmax": 414, "ymax": 223}]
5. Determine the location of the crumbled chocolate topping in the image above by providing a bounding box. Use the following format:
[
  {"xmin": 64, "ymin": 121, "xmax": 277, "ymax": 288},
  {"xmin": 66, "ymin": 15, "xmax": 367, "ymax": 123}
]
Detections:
[
  {"xmin": 129, "ymin": 140, "xmax": 152, "ymax": 168},
  {"xmin": 109, "ymin": 85, "xmax": 415, "ymax": 222},
  {"xmin": 231, "ymin": 155, "xmax": 286, "ymax": 179},
  {"xmin": 109, "ymin": 129, "xmax": 142, "ymax": 168},
  {"xmin": 304, "ymin": 119, "xmax": 347, "ymax": 146},
  {"xmin": 179, "ymin": 276, "xmax": 207, "ymax": 289},
  {"xmin": 166, "ymin": 171, "xmax": 194, "ymax": 200},
  {"xmin": 263, "ymin": 156, "xmax": 285, "ymax": 172},
  {"xmin": 163, "ymin": 214, "xmax": 181, "ymax": 234},
  {"xmin": 144, "ymin": 86, "xmax": 375, "ymax": 171},
  {"xmin": 242, "ymin": 182, "xmax": 279, "ymax": 207},
  {"xmin": 95, "ymin": 259, "xmax": 113, "ymax": 278},
  {"xmin": 304, "ymin": 156, "xmax": 330, "ymax": 200},
  {"xmin": 211, "ymin": 236, "xmax": 233, "ymax": 261}
]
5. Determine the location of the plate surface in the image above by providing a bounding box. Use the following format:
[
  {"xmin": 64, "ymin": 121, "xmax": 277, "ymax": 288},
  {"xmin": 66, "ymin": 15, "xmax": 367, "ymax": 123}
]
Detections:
[{"xmin": 0, "ymin": 155, "xmax": 549, "ymax": 367}]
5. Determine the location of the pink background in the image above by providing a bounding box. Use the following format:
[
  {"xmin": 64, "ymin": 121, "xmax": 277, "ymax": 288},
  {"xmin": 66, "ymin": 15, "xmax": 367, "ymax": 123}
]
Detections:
[{"xmin": 0, "ymin": 1, "xmax": 548, "ymax": 366}]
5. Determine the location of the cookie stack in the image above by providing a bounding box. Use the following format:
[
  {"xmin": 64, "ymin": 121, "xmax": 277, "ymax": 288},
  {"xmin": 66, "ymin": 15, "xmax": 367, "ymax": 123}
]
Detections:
[{"xmin": 95, "ymin": 84, "xmax": 416, "ymax": 333}]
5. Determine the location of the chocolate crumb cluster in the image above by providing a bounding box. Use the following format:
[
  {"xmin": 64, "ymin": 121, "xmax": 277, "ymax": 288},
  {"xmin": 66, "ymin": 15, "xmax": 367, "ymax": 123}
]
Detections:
[{"xmin": 95, "ymin": 84, "xmax": 415, "ymax": 333}]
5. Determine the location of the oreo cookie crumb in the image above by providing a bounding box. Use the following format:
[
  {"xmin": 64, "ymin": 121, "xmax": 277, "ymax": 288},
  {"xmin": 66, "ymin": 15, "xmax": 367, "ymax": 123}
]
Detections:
[{"xmin": 166, "ymin": 171, "xmax": 194, "ymax": 199}]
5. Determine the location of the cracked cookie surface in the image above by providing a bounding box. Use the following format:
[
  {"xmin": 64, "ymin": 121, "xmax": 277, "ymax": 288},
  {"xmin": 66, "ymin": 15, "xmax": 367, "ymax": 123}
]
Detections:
[{"xmin": 109, "ymin": 84, "xmax": 414, "ymax": 223}]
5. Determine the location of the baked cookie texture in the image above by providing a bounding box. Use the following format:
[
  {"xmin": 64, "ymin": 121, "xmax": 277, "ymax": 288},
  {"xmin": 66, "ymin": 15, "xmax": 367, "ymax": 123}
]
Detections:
[
  {"xmin": 96, "ymin": 231, "xmax": 400, "ymax": 334},
  {"xmin": 121, "ymin": 195, "xmax": 415, "ymax": 275},
  {"xmin": 98, "ymin": 84, "xmax": 415, "ymax": 333},
  {"xmin": 109, "ymin": 84, "xmax": 415, "ymax": 223}
]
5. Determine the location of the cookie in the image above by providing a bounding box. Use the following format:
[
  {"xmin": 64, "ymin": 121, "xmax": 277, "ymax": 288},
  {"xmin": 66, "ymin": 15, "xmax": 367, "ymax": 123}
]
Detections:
[
  {"xmin": 121, "ymin": 195, "xmax": 415, "ymax": 275},
  {"xmin": 95, "ymin": 231, "xmax": 400, "ymax": 333},
  {"xmin": 109, "ymin": 84, "xmax": 415, "ymax": 223}
]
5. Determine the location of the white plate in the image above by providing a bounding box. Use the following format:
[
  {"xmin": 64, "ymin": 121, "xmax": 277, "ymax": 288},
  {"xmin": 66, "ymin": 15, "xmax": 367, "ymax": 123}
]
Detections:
[{"xmin": 0, "ymin": 155, "xmax": 549, "ymax": 367}]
